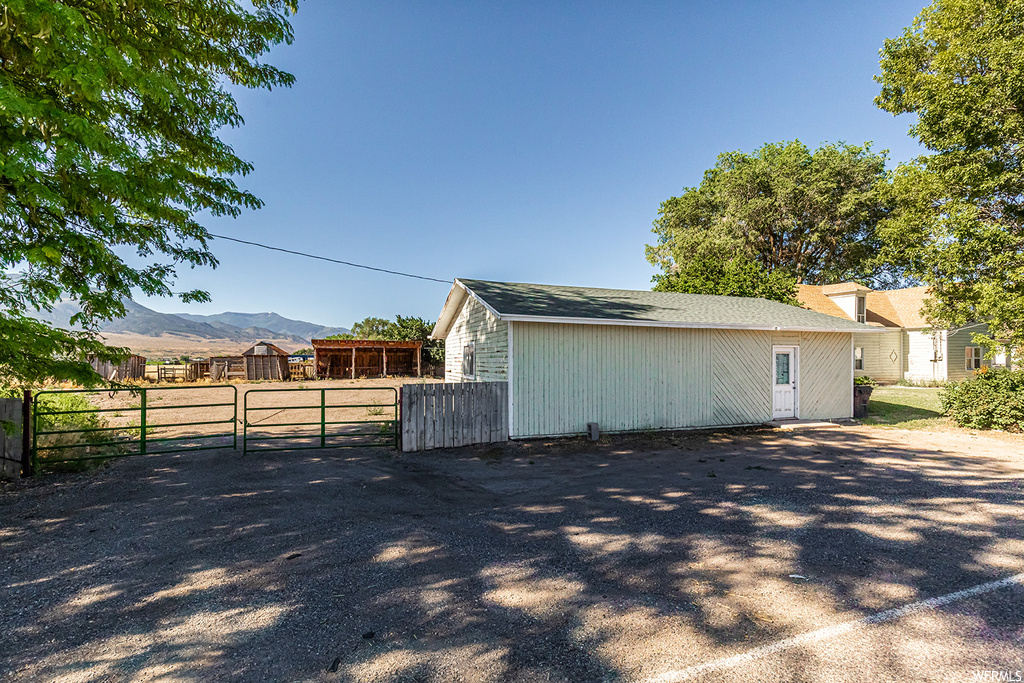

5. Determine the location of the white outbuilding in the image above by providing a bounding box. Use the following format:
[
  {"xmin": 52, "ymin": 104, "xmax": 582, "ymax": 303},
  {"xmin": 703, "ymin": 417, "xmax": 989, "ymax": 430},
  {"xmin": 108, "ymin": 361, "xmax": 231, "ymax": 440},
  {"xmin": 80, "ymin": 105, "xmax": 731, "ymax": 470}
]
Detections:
[{"xmin": 431, "ymin": 279, "xmax": 882, "ymax": 439}]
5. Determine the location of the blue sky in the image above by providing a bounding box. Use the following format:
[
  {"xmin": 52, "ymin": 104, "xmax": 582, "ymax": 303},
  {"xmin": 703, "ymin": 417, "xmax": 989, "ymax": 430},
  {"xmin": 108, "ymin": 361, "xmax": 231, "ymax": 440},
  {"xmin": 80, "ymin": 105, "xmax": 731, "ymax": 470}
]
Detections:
[{"xmin": 149, "ymin": 0, "xmax": 926, "ymax": 329}]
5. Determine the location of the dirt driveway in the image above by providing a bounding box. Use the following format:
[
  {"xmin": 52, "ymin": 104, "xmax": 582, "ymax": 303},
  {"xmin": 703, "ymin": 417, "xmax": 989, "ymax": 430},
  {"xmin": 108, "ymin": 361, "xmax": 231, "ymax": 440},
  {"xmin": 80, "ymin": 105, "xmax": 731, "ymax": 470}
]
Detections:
[{"xmin": 2, "ymin": 425, "xmax": 1023, "ymax": 682}]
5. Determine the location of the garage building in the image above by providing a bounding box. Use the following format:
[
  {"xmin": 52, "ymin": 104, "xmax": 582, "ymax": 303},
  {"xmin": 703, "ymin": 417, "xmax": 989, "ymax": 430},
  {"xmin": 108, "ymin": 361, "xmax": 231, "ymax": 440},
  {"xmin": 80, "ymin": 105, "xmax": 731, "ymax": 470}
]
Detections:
[{"xmin": 431, "ymin": 279, "xmax": 881, "ymax": 439}]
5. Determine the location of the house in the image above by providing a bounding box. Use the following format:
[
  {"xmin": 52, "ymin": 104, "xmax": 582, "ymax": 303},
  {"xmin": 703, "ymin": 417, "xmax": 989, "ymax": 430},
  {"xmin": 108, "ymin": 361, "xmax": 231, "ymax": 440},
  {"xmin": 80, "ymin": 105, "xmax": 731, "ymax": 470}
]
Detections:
[
  {"xmin": 430, "ymin": 279, "xmax": 881, "ymax": 439},
  {"xmin": 797, "ymin": 283, "xmax": 1012, "ymax": 383}
]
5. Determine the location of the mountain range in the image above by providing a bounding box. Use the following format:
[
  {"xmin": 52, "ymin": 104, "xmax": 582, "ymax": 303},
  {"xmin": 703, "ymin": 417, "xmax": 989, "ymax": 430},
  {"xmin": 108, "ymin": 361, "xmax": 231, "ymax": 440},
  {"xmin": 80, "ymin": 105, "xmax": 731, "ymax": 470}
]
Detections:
[
  {"xmin": 30, "ymin": 300, "xmax": 350, "ymax": 356},
  {"xmin": 175, "ymin": 311, "xmax": 349, "ymax": 342}
]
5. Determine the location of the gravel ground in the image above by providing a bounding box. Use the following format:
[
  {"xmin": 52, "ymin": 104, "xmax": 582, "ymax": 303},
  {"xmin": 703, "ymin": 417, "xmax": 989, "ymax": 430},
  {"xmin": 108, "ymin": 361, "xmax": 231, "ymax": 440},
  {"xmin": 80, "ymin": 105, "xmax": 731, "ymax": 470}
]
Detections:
[{"xmin": 2, "ymin": 425, "xmax": 1023, "ymax": 682}]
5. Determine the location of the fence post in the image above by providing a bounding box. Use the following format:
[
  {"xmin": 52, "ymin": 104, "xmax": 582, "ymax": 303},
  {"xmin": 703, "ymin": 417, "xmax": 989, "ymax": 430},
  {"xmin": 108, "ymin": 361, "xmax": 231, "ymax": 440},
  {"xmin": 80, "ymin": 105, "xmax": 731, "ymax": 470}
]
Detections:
[
  {"xmin": 21, "ymin": 389, "xmax": 31, "ymax": 478},
  {"xmin": 140, "ymin": 388, "xmax": 147, "ymax": 455},
  {"xmin": 320, "ymin": 389, "xmax": 326, "ymax": 448}
]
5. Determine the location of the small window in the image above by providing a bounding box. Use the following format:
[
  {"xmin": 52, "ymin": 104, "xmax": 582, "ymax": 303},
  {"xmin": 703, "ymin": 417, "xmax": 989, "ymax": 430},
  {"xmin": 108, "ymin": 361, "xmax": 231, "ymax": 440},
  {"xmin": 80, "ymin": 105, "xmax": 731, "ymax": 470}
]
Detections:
[
  {"xmin": 854, "ymin": 346, "xmax": 864, "ymax": 370},
  {"xmin": 462, "ymin": 341, "xmax": 476, "ymax": 379},
  {"xmin": 856, "ymin": 296, "xmax": 867, "ymax": 324},
  {"xmin": 965, "ymin": 346, "xmax": 982, "ymax": 371}
]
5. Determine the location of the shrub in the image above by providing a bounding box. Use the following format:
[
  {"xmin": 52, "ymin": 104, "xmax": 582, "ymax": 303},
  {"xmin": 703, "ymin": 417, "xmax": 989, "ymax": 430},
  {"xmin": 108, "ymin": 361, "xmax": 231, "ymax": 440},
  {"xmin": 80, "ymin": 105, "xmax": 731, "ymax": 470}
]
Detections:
[
  {"xmin": 854, "ymin": 375, "xmax": 877, "ymax": 386},
  {"xmin": 941, "ymin": 368, "xmax": 1024, "ymax": 432}
]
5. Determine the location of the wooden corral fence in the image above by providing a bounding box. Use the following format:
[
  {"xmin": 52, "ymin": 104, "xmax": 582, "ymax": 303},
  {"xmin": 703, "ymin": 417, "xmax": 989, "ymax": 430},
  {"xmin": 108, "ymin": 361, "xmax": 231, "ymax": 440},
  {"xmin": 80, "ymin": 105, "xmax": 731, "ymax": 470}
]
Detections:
[
  {"xmin": 401, "ymin": 382, "xmax": 508, "ymax": 452},
  {"xmin": 210, "ymin": 357, "xmax": 246, "ymax": 381},
  {"xmin": 89, "ymin": 354, "xmax": 146, "ymax": 381},
  {"xmin": 0, "ymin": 396, "xmax": 26, "ymax": 478}
]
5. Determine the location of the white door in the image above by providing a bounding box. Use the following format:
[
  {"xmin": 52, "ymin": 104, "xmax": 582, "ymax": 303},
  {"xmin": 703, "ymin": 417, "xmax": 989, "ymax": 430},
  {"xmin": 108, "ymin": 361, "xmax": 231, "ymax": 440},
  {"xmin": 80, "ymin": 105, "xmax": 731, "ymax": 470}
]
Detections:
[{"xmin": 772, "ymin": 346, "xmax": 798, "ymax": 419}]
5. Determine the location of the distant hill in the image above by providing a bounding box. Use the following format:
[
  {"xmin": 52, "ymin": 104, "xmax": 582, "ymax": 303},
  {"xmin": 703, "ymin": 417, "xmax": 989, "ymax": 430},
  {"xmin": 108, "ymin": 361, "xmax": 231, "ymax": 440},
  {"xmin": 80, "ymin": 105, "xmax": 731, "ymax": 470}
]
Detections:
[
  {"xmin": 31, "ymin": 300, "xmax": 312, "ymax": 345},
  {"xmin": 175, "ymin": 311, "xmax": 349, "ymax": 340}
]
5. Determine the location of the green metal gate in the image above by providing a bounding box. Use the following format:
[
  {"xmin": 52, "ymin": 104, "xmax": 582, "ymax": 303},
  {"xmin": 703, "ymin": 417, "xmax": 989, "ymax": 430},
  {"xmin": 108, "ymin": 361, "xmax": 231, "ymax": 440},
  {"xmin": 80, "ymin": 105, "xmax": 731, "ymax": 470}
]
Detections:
[
  {"xmin": 32, "ymin": 385, "xmax": 237, "ymax": 470},
  {"xmin": 243, "ymin": 386, "xmax": 398, "ymax": 453}
]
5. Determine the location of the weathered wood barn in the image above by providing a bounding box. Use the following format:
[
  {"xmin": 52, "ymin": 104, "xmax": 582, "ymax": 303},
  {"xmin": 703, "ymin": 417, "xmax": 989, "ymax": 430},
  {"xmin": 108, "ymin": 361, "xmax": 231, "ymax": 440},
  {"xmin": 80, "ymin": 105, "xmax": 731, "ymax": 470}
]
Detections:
[
  {"xmin": 242, "ymin": 342, "xmax": 291, "ymax": 380},
  {"xmin": 312, "ymin": 339, "xmax": 422, "ymax": 379},
  {"xmin": 88, "ymin": 354, "xmax": 147, "ymax": 381},
  {"xmin": 431, "ymin": 279, "xmax": 882, "ymax": 439}
]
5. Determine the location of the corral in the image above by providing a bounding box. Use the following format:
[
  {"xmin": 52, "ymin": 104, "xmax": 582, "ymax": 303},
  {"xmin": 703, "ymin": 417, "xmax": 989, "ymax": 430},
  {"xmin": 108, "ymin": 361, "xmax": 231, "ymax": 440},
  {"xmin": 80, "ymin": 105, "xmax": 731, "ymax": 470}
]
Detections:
[{"xmin": 312, "ymin": 338, "xmax": 423, "ymax": 379}]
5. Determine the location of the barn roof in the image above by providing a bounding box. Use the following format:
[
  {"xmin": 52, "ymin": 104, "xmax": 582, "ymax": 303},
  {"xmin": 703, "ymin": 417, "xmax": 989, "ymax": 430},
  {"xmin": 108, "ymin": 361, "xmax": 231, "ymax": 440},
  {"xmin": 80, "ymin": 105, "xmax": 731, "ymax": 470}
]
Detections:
[{"xmin": 432, "ymin": 279, "xmax": 883, "ymax": 339}]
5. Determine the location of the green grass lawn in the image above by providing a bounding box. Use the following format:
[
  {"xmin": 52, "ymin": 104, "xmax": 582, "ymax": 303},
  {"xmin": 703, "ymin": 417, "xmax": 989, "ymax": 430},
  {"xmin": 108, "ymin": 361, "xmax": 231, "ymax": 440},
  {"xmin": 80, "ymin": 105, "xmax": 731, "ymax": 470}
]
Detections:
[{"xmin": 862, "ymin": 386, "xmax": 950, "ymax": 430}]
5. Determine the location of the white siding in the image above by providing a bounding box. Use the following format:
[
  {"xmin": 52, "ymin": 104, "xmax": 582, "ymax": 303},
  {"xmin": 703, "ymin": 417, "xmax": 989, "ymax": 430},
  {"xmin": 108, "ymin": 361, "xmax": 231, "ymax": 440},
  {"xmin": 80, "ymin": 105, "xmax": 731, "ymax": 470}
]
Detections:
[
  {"xmin": 852, "ymin": 329, "xmax": 902, "ymax": 383},
  {"xmin": 444, "ymin": 296, "xmax": 508, "ymax": 382},
  {"xmin": 712, "ymin": 330, "xmax": 772, "ymax": 426},
  {"xmin": 800, "ymin": 332, "xmax": 854, "ymax": 420},
  {"xmin": 903, "ymin": 328, "xmax": 946, "ymax": 382},
  {"xmin": 508, "ymin": 323, "xmax": 854, "ymax": 438}
]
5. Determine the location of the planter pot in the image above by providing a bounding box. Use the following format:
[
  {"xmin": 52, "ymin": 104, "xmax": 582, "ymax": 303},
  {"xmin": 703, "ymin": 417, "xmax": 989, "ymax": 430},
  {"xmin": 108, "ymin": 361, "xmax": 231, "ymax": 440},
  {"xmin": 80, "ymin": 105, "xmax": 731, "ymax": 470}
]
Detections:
[{"xmin": 853, "ymin": 384, "xmax": 874, "ymax": 418}]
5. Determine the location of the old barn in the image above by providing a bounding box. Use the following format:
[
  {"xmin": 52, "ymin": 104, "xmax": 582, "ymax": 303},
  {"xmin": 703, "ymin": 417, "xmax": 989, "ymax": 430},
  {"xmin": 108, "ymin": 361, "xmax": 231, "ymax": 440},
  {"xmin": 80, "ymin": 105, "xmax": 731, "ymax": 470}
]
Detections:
[
  {"xmin": 312, "ymin": 339, "xmax": 422, "ymax": 379},
  {"xmin": 431, "ymin": 279, "xmax": 882, "ymax": 439}
]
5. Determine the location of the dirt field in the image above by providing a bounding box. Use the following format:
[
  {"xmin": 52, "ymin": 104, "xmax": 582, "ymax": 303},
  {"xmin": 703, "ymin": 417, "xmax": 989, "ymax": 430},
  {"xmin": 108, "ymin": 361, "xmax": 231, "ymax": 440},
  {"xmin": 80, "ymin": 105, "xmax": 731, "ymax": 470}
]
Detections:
[{"xmin": 2, "ymin": 424, "xmax": 1023, "ymax": 682}]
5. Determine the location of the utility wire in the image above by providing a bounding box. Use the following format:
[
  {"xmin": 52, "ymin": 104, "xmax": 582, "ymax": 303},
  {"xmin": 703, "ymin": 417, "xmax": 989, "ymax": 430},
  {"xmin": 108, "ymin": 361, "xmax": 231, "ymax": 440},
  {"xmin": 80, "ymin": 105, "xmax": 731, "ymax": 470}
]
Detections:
[{"xmin": 207, "ymin": 233, "xmax": 451, "ymax": 284}]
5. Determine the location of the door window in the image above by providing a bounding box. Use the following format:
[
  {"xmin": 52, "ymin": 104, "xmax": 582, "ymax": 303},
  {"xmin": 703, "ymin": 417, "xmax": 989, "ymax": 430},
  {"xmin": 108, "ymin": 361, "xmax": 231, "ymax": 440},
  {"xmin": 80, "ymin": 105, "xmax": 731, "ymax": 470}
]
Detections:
[{"xmin": 775, "ymin": 352, "xmax": 790, "ymax": 385}]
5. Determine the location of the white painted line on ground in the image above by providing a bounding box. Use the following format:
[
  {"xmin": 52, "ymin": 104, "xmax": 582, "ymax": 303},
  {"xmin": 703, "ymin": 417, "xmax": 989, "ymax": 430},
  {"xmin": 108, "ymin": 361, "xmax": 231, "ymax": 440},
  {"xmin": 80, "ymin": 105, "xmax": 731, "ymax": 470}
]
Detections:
[{"xmin": 645, "ymin": 572, "xmax": 1024, "ymax": 683}]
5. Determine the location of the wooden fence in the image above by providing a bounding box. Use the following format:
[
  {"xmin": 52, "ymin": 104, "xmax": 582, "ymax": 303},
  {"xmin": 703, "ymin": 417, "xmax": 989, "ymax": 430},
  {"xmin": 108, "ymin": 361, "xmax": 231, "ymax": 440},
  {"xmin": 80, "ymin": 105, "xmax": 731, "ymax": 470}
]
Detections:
[
  {"xmin": 0, "ymin": 397, "xmax": 24, "ymax": 478},
  {"xmin": 401, "ymin": 382, "xmax": 508, "ymax": 452}
]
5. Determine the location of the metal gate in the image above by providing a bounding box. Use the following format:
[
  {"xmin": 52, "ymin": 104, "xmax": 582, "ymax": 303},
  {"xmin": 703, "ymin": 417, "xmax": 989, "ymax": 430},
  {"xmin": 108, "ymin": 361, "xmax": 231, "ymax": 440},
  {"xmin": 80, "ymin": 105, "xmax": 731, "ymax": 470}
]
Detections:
[
  {"xmin": 243, "ymin": 386, "xmax": 398, "ymax": 453},
  {"xmin": 32, "ymin": 386, "xmax": 237, "ymax": 470}
]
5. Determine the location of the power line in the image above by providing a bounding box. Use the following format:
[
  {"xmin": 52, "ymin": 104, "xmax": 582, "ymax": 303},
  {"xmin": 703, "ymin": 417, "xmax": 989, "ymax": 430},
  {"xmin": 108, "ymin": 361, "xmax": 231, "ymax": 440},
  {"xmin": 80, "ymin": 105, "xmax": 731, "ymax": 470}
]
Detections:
[{"xmin": 207, "ymin": 233, "xmax": 451, "ymax": 284}]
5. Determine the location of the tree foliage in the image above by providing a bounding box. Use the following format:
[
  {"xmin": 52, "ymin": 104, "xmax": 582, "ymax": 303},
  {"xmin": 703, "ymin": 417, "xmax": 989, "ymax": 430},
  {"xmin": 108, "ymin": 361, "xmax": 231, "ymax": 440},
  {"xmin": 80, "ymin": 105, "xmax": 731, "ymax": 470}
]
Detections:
[
  {"xmin": 646, "ymin": 141, "xmax": 892, "ymax": 294},
  {"xmin": 0, "ymin": 0, "xmax": 298, "ymax": 388},
  {"xmin": 652, "ymin": 253, "xmax": 798, "ymax": 305},
  {"xmin": 328, "ymin": 315, "xmax": 445, "ymax": 365},
  {"xmin": 875, "ymin": 0, "xmax": 1024, "ymax": 349}
]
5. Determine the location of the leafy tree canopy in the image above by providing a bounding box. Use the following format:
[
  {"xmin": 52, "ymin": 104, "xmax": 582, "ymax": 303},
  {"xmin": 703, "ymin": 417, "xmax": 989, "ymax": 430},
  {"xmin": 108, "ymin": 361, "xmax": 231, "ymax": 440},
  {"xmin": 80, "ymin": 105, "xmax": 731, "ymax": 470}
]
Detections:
[
  {"xmin": 646, "ymin": 141, "xmax": 893, "ymax": 295},
  {"xmin": 652, "ymin": 253, "xmax": 798, "ymax": 305},
  {"xmin": 327, "ymin": 315, "xmax": 444, "ymax": 364},
  {"xmin": 875, "ymin": 0, "xmax": 1024, "ymax": 350},
  {"xmin": 1, "ymin": 0, "xmax": 298, "ymax": 388}
]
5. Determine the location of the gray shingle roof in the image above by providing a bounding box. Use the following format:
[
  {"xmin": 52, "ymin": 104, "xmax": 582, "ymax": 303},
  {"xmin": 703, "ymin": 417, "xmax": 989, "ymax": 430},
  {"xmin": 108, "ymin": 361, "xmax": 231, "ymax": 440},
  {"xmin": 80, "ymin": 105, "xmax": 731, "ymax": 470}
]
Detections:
[{"xmin": 457, "ymin": 279, "xmax": 880, "ymax": 332}]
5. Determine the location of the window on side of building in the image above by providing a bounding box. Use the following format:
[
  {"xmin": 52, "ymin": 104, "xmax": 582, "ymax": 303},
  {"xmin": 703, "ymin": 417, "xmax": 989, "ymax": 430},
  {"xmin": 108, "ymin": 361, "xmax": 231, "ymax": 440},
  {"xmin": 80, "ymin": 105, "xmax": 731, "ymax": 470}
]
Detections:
[
  {"xmin": 854, "ymin": 346, "xmax": 864, "ymax": 370},
  {"xmin": 856, "ymin": 296, "xmax": 867, "ymax": 324},
  {"xmin": 965, "ymin": 346, "xmax": 982, "ymax": 371},
  {"xmin": 462, "ymin": 341, "xmax": 476, "ymax": 379}
]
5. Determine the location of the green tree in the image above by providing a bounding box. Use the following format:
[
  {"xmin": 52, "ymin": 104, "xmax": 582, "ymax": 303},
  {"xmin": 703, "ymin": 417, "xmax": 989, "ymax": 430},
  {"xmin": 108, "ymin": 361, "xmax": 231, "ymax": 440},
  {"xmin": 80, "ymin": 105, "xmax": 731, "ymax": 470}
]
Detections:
[
  {"xmin": 646, "ymin": 141, "xmax": 892, "ymax": 294},
  {"xmin": 0, "ymin": 0, "xmax": 298, "ymax": 388},
  {"xmin": 875, "ymin": 0, "xmax": 1024, "ymax": 350},
  {"xmin": 653, "ymin": 253, "xmax": 798, "ymax": 305},
  {"xmin": 332, "ymin": 315, "xmax": 444, "ymax": 365}
]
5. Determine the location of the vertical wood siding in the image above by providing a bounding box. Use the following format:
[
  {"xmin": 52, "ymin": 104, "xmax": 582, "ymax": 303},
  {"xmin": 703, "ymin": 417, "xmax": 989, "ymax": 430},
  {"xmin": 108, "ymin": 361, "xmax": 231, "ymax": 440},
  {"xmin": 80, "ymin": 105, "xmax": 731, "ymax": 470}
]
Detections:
[
  {"xmin": 712, "ymin": 330, "xmax": 772, "ymax": 426},
  {"xmin": 511, "ymin": 323, "xmax": 718, "ymax": 439},
  {"xmin": 903, "ymin": 329, "xmax": 945, "ymax": 382},
  {"xmin": 444, "ymin": 296, "xmax": 508, "ymax": 382},
  {"xmin": 799, "ymin": 332, "xmax": 853, "ymax": 419},
  {"xmin": 500, "ymin": 322, "xmax": 854, "ymax": 439}
]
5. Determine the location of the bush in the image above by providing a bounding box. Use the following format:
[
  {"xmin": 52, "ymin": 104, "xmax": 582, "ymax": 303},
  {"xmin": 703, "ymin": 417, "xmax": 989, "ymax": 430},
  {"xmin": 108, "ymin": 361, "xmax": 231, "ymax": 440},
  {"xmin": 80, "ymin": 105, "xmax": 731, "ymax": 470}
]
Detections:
[{"xmin": 941, "ymin": 368, "xmax": 1024, "ymax": 432}]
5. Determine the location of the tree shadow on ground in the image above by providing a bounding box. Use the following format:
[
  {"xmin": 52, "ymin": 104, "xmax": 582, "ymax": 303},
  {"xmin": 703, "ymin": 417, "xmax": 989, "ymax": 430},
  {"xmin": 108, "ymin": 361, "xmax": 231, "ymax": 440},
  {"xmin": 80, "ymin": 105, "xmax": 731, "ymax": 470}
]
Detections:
[{"xmin": 1, "ymin": 426, "xmax": 1022, "ymax": 682}]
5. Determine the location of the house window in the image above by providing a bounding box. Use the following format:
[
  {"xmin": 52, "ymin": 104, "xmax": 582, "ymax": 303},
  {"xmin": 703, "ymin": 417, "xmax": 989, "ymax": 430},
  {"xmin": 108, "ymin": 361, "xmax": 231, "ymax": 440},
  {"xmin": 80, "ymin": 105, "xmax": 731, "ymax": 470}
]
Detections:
[
  {"xmin": 462, "ymin": 341, "xmax": 476, "ymax": 379},
  {"xmin": 856, "ymin": 296, "xmax": 867, "ymax": 324},
  {"xmin": 854, "ymin": 346, "xmax": 864, "ymax": 370},
  {"xmin": 965, "ymin": 346, "xmax": 982, "ymax": 371}
]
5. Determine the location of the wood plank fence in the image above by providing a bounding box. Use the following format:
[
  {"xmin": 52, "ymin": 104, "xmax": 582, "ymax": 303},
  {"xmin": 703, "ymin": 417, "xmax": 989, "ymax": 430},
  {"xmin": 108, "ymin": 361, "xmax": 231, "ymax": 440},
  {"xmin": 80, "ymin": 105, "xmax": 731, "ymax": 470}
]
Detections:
[
  {"xmin": 401, "ymin": 382, "xmax": 508, "ymax": 452},
  {"xmin": 0, "ymin": 397, "xmax": 24, "ymax": 478}
]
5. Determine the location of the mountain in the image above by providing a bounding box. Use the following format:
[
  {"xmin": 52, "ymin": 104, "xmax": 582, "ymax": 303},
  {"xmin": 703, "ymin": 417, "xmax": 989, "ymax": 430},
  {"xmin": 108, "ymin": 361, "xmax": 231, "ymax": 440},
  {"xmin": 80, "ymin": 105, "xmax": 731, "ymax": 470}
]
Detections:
[
  {"xmin": 175, "ymin": 311, "xmax": 349, "ymax": 340},
  {"xmin": 30, "ymin": 300, "xmax": 311, "ymax": 346}
]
